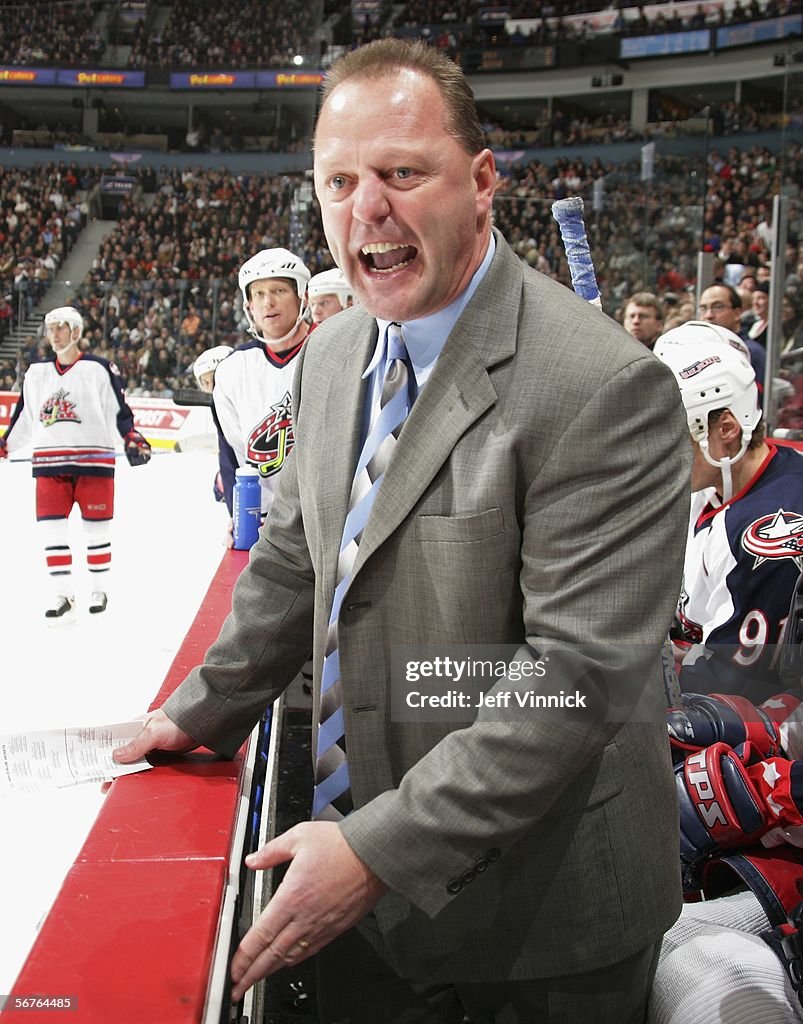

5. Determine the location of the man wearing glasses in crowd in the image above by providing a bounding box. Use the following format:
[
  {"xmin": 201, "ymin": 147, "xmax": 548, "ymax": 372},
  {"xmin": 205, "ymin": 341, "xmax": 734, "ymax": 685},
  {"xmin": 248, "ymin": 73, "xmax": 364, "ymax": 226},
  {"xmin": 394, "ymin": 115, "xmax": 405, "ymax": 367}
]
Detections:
[{"xmin": 697, "ymin": 282, "xmax": 766, "ymax": 397}]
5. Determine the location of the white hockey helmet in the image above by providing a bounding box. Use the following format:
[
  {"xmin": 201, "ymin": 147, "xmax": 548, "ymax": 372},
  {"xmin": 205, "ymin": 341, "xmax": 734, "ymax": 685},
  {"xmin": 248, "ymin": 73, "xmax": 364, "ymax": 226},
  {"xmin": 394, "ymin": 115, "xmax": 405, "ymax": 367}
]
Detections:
[
  {"xmin": 238, "ymin": 248, "xmax": 310, "ymax": 304},
  {"xmin": 307, "ymin": 267, "xmax": 354, "ymax": 309},
  {"xmin": 44, "ymin": 306, "xmax": 83, "ymax": 336},
  {"xmin": 238, "ymin": 248, "xmax": 310, "ymax": 345},
  {"xmin": 655, "ymin": 319, "xmax": 753, "ymax": 369},
  {"xmin": 193, "ymin": 344, "xmax": 232, "ymax": 387},
  {"xmin": 654, "ymin": 320, "xmax": 761, "ymax": 499}
]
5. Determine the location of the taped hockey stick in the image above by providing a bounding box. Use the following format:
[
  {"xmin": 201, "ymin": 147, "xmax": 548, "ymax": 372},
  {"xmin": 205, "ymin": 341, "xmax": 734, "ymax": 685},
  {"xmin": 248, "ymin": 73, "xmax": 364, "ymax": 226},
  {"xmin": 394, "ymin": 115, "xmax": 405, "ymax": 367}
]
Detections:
[
  {"xmin": 171, "ymin": 388, "xmax": 213, "ymax": 407},
  {"xmin": 550, "ymin": 196, "xmax": 603, "ymax": 309}
]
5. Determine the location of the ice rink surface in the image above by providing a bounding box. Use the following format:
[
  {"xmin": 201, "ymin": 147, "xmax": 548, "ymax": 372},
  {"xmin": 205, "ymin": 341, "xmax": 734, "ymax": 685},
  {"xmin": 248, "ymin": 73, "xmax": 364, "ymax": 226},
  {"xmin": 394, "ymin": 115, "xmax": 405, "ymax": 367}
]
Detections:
[{"xmin": 0, "ymin": 449, "xmax": 230, "ymax": 992}]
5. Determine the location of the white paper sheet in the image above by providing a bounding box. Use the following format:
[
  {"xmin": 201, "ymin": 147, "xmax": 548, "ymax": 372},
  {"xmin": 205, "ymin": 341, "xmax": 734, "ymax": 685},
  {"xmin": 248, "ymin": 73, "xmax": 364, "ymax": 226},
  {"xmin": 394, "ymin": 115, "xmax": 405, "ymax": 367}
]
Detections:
[{"xmin": 0, "ymin": 722, "xmax": 151, "ymax": 795}]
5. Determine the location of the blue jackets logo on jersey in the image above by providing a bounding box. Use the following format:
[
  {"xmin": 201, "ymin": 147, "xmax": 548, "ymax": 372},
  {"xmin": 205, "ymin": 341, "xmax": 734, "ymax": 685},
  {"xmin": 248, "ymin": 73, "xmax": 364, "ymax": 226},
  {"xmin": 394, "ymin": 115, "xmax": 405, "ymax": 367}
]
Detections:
[
  {"xmin": 39, "ymin": 388, "xmax": 80, "ymax": 428},
  {"xmin": 247, "ymin": 391, "xmax": 294, "ymax": 478},
  {"xmin": 742, "ymin": 509, "xmax": 803, "ymax": 570}
]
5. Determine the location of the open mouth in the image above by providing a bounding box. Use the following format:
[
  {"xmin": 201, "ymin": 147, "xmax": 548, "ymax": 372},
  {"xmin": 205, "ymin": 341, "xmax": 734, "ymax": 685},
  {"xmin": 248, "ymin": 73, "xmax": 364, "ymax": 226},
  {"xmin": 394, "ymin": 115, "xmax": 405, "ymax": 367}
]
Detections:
[{"xmin": 360, "ymin": 242, "xmax": 417, "ymax": 274}]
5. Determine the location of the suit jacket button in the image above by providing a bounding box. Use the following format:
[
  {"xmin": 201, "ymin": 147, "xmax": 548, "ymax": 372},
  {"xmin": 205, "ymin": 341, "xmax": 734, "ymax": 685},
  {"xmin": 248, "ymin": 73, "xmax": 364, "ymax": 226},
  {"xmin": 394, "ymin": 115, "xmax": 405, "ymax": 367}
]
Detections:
[
  {"xmin": 446, "ymin": 878, "xmax": 463, "ymax": 894},
  {"xmin": 461, "ymin": 869, "xmax": 476, "ymax": 884},
  {"xmin": 487, "ymin": 848, "xmax": 501, "ymax": 862},
  {"xmin": 475, "ymin": 859, "xmax": 489, "ymax": 873}
]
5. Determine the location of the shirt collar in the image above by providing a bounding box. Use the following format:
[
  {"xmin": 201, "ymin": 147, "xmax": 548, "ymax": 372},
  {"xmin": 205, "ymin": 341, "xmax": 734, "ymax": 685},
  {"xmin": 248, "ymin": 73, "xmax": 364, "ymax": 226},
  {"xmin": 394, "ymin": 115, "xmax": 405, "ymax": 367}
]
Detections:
[{"xmin": 365, "ymin": 234, "xmax": 496, "ymax": 385}]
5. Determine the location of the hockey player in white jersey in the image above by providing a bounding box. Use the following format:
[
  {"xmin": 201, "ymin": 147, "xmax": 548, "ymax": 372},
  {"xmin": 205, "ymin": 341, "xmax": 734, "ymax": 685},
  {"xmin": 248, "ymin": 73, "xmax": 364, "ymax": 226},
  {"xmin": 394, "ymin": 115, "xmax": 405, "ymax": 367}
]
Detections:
[
  {"xmin": 212, "ymin": 248, "xmax": 311, "ymax": 540},
  {"xmin": 307, "ymin": 267, "xmax": 354, "ymax": 325},
  {"xmin": 193, "ymin": 344, "xmax": 232, "ymax": 394},
  {"xmin": 0, "ymin": 306, "xmax": 151, "ymax": 622},
  {"xmin": 191, "ymin": 344, "xmax": 232, "ymax": 504},
  {"xmin": 655, "ymin": 320, "xmax": 803, "ymax": 702}
]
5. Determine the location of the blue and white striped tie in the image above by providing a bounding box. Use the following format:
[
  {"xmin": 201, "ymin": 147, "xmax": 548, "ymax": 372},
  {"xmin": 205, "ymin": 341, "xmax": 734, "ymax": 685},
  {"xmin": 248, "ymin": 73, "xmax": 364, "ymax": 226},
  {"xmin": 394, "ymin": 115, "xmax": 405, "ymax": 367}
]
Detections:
[{"xmin": 312, "ymin": 323, "xmax": 414, "ymax": 821}]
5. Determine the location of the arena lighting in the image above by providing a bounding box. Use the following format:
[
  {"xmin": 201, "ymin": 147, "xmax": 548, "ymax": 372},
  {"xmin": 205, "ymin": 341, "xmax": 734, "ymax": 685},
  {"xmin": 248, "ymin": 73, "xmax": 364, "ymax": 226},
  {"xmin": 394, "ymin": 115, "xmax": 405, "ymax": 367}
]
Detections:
[{"xmin": 293, "ymin": 54, "xmax": 304, "ymax": 65}]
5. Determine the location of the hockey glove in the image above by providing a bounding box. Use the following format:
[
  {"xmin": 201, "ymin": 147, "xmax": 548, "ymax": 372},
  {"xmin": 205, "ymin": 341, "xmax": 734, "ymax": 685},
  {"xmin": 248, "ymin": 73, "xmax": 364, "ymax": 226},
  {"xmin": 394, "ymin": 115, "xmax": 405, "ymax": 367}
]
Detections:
[
  {"xmin": 678, "ymin": 743, "xmax": 803, "ymax": 868},
  {"xmin": 678, "ymin": 742, "xmax": 768, "ymax": 874},
  {"xmin": 124, "ymin": 430, "xmax": 151, "ymax": 467},
  {"xmin": 0, "ymin": 436, "xmax": 7, "ymax": 460},
  {"xmin": 667, "ymin": 692, "xmax": 781, "ymax": 764}
]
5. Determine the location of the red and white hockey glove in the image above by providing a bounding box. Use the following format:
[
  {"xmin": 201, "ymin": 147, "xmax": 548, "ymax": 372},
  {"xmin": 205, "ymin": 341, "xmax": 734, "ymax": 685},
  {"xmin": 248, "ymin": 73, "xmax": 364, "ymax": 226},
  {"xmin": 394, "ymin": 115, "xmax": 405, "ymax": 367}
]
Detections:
[
  {"xmin": 124, "ymin": 429, "xmax": 151, "ymax": 467},
  {"xmin": 677, "ymin": 742, "xmax": 803, "ymax": 871},
  {"xmin": 749, "ymin": 755, "xmax": 803, "ymax": 848},
  {"xmin": 0, "ymin": 436, "xmax": 7, "ymax": 461},
  {"xmin": 678, "ymin": 742, "xmax": 768, "ymax": 873}
]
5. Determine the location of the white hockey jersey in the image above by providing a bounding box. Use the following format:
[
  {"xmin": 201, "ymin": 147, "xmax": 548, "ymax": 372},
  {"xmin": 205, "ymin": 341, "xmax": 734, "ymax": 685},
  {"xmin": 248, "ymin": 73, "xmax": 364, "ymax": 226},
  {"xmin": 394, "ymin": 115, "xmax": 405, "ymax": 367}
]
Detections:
[
  {"xmin": 212, "ymin": 337, "xmax": 307, "ymax": 517},
  {"xmin": 3, "ymin": 353, "xmax": 135, "ymax": 477}
]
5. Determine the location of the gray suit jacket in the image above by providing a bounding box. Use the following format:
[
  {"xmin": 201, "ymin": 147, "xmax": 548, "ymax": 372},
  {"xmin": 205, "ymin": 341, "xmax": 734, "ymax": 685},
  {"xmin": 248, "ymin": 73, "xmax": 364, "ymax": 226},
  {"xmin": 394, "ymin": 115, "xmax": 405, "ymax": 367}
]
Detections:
[{"xmin": 166, "ymin": 231, "xmax": 691, "ymax": 983}]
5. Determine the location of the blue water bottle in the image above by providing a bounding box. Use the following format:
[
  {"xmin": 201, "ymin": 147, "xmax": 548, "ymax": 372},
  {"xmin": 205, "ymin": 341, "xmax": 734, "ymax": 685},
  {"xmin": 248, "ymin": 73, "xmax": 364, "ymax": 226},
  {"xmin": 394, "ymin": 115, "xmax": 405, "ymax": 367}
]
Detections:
[{"xmin": 233, "ymin": 467, "xmax": 262, "ymax": 550}]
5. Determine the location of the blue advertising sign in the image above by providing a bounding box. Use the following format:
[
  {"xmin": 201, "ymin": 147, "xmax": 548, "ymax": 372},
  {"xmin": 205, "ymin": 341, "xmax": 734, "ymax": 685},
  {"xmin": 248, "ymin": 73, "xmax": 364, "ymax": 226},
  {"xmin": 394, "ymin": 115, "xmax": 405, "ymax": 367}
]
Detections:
[
  {"xmin": 56, "ymin": 69, "xmax": 146, "ymax": 87},
  {"xmin": 0, "ymin": 66, "xmax": 57, "ymax": 86},
  {"xmin": 620, "ymin": 29, "xmax": 710, "ymax": 59},
  {"xmin": 169, "ymin": 71, "xmax": 257, "ymax": 89},
  {"xmin": 716, "ymin": 13, "xmax": 802, "ymax": 49},
  {"xmin": 255, "ymin": 70, "xmax": 324, "ymax": 88}
]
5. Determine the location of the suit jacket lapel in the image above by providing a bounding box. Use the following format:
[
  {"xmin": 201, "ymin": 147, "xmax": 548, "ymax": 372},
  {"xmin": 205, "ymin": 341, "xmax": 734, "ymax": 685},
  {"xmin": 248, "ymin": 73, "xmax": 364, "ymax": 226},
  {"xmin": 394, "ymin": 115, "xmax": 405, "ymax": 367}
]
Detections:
[{"xmin": 350, "ymin": 232, "xmax": 523, "ymax": 580}]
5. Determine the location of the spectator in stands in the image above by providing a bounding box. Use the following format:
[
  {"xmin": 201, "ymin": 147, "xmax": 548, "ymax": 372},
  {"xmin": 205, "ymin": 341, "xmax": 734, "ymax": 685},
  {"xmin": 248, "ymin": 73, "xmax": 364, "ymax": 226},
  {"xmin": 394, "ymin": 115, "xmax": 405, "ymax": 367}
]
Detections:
[
  {"xmin": 0, "ymin": 294, "xmax": 11, "ymax": 340},
  {"xmin": 781, "ymin": 292, "xmax": 803, "ymax": 356},
  {"xmin": 180, "ymin": 303, "xmax": 202, "ymax": 340},
  {"xmin": 126, "ymin": 0, "xmax": 316, "ymax": 72},
  {"xmin": 740, "ymin": 268, "xmax": 758, "ymax": 294},
  {"xmin": 697, "ymin": 281, "xmax": 766, "ymax": 388},
  {"xmin": 748, "ymin": 282, "xmax": 770, "ymax": 346},
  {"xmin": 623, "ymin": 291, "xmax": 664, "ymax": 350}
]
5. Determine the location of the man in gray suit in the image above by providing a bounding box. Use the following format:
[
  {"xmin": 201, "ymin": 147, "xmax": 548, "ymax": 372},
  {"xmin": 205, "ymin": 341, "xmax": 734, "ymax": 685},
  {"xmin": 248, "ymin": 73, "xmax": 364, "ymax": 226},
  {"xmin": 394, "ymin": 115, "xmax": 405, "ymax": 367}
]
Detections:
[{"xmin": 116, "ymin": 39, "xmax": 691, "ymax": 1023}]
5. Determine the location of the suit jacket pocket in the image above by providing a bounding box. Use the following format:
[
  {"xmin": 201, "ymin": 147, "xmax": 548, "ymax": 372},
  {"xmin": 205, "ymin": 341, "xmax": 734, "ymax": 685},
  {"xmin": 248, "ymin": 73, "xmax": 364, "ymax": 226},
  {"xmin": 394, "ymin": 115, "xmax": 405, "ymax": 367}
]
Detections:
[
  {"xmin": 405, "ymin": 507, "xmax": 519, "ymax": 645},
  {"xmin": 415, "ymin": 507, "xmax": 505, "ymax": 543}
]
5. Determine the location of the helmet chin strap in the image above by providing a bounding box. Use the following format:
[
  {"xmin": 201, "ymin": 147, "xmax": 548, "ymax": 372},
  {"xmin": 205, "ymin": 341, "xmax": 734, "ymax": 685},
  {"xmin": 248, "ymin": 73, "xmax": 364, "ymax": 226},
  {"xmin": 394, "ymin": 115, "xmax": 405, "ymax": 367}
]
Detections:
[
  {"xmin": 54, "ymin": 336, "xmax": 81, "ymax": 363},
  {"xmin": 700, "ymin": 432, "xmax": 751, "ymax": 504}
]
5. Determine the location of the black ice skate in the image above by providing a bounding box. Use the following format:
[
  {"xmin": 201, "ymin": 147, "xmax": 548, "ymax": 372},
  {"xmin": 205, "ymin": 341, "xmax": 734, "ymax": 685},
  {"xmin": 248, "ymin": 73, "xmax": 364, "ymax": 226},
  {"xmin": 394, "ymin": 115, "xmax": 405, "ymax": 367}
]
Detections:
[
  {"xmin": 89, "ymin": 591, "xmax": 108, "ymax": 614},
  {"xmin": 45, "ymin": 595, "xmax": 75, "ymax": 624}
]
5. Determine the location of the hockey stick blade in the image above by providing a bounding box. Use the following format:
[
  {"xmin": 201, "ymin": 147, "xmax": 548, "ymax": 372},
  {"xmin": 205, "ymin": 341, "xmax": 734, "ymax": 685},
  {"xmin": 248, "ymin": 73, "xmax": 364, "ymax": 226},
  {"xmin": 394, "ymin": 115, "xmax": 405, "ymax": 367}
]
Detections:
[{"xmin": 172, "ymin": 388, "xmax": 213, "ymax": 407}]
